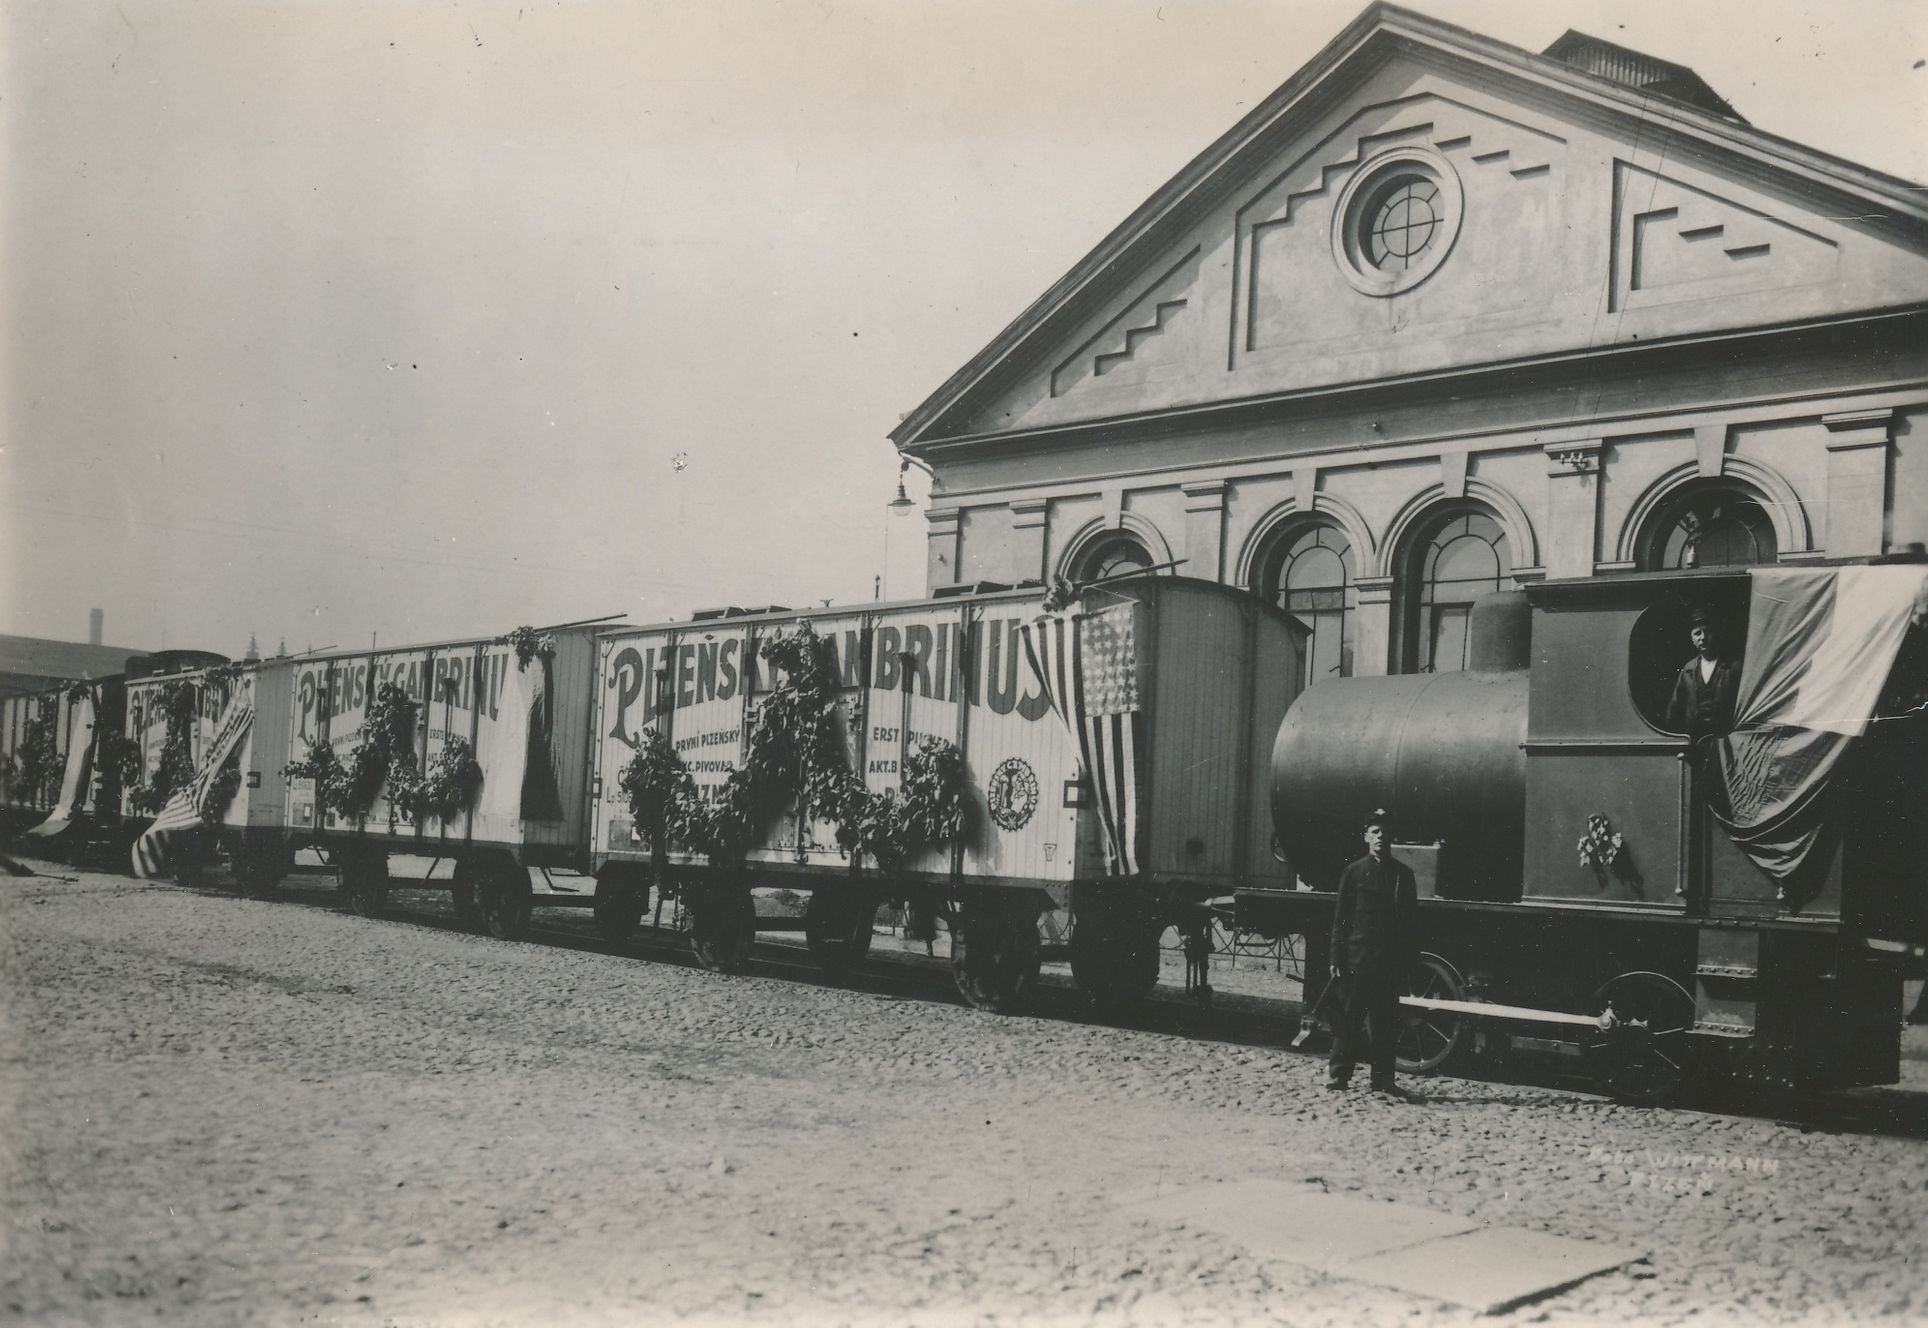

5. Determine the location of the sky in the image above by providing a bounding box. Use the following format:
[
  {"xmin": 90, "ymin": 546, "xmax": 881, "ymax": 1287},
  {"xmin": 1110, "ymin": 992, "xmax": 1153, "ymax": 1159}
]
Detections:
[{"xmin": 3, "ymin": 0, "xmax": 1924, "ymax": 658}]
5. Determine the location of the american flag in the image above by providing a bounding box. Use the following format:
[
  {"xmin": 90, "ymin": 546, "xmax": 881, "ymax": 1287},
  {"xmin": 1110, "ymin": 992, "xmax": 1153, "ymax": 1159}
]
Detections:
[
  {"xmin": 1020, "ymin": 601, "xmax": 1145, "ymax": 875},
  {"xmin": 132, "ymin": 688, "xmax": 253, "ymax": 879}
]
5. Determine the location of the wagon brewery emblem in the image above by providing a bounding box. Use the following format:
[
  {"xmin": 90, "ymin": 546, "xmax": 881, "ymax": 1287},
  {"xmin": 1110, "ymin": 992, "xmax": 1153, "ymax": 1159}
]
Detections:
[{"xmin": 987, "ymin": 757, "xmax": 1039, "ymax": 832}]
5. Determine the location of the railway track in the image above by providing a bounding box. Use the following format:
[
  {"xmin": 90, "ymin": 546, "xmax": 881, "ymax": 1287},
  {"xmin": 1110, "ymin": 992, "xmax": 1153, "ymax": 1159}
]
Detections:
[{"xmin": 188, "ymin": 869, "xmax": 1541, "ymax": 1081}]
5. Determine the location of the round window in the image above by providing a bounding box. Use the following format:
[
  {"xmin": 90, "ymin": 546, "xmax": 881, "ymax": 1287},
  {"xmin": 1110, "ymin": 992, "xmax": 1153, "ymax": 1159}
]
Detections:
[{"xmin": 1331, "ymin": 149, "xmax": 1463, "ymax": 297}]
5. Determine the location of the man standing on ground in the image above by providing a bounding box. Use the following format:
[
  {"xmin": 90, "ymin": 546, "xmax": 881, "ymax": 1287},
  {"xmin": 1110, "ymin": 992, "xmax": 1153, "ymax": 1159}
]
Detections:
[{"xmin": 1327, "ymin": 809, "xmax": 1419, "ymax": 1098}]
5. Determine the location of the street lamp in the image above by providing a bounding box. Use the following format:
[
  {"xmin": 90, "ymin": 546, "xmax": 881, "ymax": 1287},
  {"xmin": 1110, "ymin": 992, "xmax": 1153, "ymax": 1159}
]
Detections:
[{"xmin": 881, "ymin": 458, "xmax": 917, "ymax": 599}]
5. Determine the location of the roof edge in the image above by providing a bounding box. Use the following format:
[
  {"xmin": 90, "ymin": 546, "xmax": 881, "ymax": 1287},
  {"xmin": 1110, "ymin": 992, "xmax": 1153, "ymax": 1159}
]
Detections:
[{"xmin": 890, "ymin": 1, "xmax": 1927, "ymax": 453}]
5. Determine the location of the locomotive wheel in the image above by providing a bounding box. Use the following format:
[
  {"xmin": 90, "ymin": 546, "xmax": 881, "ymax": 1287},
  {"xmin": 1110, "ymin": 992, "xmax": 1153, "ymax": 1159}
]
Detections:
[
  {"xmin": 1582, "ymin": 971, "xmax": 1702, "ymax": 1106},
  {"xmin": 951, "ymin": 898, "xmax": 1042, "ymax": 1014},
  {"xmin": 478, "ymin": 860, "xmax": 534, "ymax": 941},
  {"xmin": 803, "ymin": 886, "xmax": 877, "ymax": 976},
  {"xmin": 687, "ymin": 883, "xmax": 757, "ymax": 973},
  {"xmin": 1068, "ymin": 888, "xmax": 1161, "ymax": 1016},
  {"xmin": 1395, "ymin": 952, "xmax": 1468, "ymax": 1076},
  {"xmin": 337, "ymin": 848, "xmax": 390, "ymax": 920},
  {"xmin": 593, "ymin": 871, "xmax": 649, "ymax": 949}
]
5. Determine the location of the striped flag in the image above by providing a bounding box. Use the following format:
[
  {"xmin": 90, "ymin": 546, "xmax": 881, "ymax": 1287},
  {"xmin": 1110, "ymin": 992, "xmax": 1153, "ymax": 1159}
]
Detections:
[
  {"xmin": 24, "ymin": 691, "xmax": 96, "ymax": 840},
  {"xmin": 133, "ymin": 686, "xmax": 254, "ymax": 879},
  {"xmin": 1020, "ymin": 601, "xmax": 1146, "ymax": 875},
  {"xmin": 1713, "ymin": 565, "xmax": 1928, "ymax": 888}
]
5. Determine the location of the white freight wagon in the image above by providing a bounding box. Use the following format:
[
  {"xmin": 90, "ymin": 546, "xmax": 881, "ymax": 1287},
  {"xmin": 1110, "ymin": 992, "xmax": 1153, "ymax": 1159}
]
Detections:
[
  {"xmin": 282, "ymin": 623, "xmax": 602, "ymax": 931},
  {"xmin": 589, "ymin": 576, "xmax": 1305, "ymax": 1011},
  {"xmin": 0, "ymin": 684, "xmax": 77, "ymax": 833}
]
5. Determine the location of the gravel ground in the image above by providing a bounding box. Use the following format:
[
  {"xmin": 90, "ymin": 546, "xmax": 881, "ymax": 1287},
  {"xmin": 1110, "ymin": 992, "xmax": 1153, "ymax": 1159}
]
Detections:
[{"xmin": 2, "ymin": 860, "xmax": 1925, "ymax": 1328}]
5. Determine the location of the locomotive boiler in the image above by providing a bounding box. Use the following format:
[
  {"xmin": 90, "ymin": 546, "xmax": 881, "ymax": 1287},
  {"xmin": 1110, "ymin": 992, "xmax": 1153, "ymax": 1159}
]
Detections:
[{"xmin": 1252, "ymin": 559, "xmax": 1928, "ymax": 1102}]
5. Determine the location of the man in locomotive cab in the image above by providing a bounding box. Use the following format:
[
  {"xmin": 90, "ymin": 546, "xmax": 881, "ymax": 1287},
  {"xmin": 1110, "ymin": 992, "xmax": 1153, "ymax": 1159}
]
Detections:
[
  {"xmin": 1327, "ymin": 809, "xmax": 1419, "ymax": 1099},
  {"xmin": 1665, "ymin": 605, "xmax": 1741, "ymax": 744}
]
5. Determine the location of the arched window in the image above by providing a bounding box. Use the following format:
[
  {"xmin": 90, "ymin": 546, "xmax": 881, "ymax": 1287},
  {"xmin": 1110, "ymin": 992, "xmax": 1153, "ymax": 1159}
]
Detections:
[
  {"xmin": 1074, "ymin": 533, "xmax": 1153, "ymax": 582},
  {"xmin": 1256, "ymin": 522, "xmax": 1354, "ymax": 687},
  {"xmin": 1401, "ymin": 509, "xmax": 1511, "ymax": 674},
  {"xmin": 1642, "ymin": 483, "xmax": 1778, "ymax": 571}
]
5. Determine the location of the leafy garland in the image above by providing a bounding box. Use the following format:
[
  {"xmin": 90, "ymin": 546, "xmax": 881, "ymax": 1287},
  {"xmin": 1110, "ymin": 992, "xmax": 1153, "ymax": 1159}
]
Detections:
[
  {"xmin": 96, "ymin": 732, "xmax": 144, "ymax": 814},
  {"xmin": 617, "ymin": 621, "xmax": 967, "ymax": 867},
  {"xmin": 284, "ymin": 683, "xmax": 483, "ymax": 823},
  {"xmin": 285, "ymin": 683, "xmax": 415, "ymax": 822},
  {"xmin": 416, "ymin": 736, "xmax": 484, "ymax": 819},
  {"xmin": 10, "ymin": 698, "xmax": 61, "ymax": 803},
  {"xmin": 497, "ymin": 625, "xmax": 557, "ymax": 670},
  {"xmin": 128, "ymin": 680, "xmax": 199, "ymax": 815},
  {"xmin": 123, "ymin": 670, "xmax": 250, "ymax": 821}
]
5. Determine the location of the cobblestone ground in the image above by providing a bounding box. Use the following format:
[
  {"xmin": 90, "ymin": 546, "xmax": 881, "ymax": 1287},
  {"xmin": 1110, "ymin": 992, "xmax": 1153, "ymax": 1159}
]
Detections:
[{"xmin": 2, "ymin": 862, "xmax": 1925, "ymax": 1328}]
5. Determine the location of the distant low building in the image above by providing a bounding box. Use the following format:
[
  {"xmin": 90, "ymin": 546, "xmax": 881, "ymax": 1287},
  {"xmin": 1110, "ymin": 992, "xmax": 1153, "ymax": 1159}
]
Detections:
[{"xmin": 0, "ymin": 633, "xmax": 149, "ymax": 699}]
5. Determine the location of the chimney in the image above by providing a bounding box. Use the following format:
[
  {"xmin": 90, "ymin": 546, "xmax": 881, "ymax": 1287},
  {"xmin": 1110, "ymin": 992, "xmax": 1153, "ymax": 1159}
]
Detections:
[{"xmin": 88, "ymin": 608, "xmax": 103, "ymax": 646}]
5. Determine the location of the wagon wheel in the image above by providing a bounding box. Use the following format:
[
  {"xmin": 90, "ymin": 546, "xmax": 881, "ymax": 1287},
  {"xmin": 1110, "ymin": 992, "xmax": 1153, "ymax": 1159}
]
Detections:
[
  {"xmin": 337, "ymin": 848, "xmax": 390, "ymax": 920},
  {"xmin": 593, "ymin": 869, "xmax": 649, "ymax": 949},
  {"xmin": 803, "ymin": 885, "xmax": 878, "ymax": 976},
  {"xmin": 1067, "ymin": 887, "xmax": 1161, "ymax": 1016},
  {"xmin": 232, "ymin": 833, "xmax": 289, "ymax": 899},
  {"xmin": 687, "ymin": 882, "xmax": 756, "ymax": 973},
  {"xmin": 449, "ymin": 857, "xmax": 483, "ymax": 929},
  {"xmin": 1396, "ymin": 952, "xmax": 1467, "ymax": 1076},
  {"xmin": 951, "ymin": 897, "xmax": 1042, "ymax": 1014},
  {"xmin": 1582, "ymin": 971, "xmax": 1702, "ymax": 1106},
  {"xmin": 478, "ymin": 860, "xmax": 533, "ymax": 941},
  {"xmin": 167, "ymin": 825, "xmax": 216, "ymax": 889}
]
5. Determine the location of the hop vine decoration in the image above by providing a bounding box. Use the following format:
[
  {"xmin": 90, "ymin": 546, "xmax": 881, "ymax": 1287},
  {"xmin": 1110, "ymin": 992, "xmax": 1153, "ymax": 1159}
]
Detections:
[
  {"xmin": 284, "ymin": 684, "xmax": 482, "ymax": 823},
  {"xmin": 1041, "ymin": 575, "xmax": 1080, "ymax": 614},
  {"xmin": 95, "ymin": 732, "xmax": 144, "ymax": 812},
  {"xmin": 199, "ymin": 764, "xmax": 243, "ymax": 825},
  {"xmin": 497, "ymin": 625, "xmax": 558, "ymax": 670},
  {"xmin": 128, "ymin": 681, "xmax": 199, "ymax": 815},
  {"xmin": 617, "ymin": 621, "xmax": 968, "ymax": 867},
  {"xmin": 415, "ymin": 736, "xmax": 484, "ymax": 820},
  {"xmin": 11, "ymin": 700, "xmax": 61, "ymax": 803},
  {"xmin": 1578, "ymin": 814, "xmax": 1627, "ymax": 872},
  {"xmin": 284, "ymin": 683, "xmax": 421, "ymax": 822}
]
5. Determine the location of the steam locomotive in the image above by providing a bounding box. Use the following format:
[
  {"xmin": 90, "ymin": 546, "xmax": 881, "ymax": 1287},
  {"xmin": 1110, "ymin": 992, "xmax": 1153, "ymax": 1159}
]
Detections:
[{"xmin": 1256, "ymin": 558, "xmax": 1927, "ymax": 1102}]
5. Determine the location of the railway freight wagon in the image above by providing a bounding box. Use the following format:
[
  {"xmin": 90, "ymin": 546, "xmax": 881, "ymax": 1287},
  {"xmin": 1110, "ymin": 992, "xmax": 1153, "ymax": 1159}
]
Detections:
[
  {"xmin": 286, "ymin": 624, "xmax": 601, "ymax": 931},
  {"xmin": 1251, "ymin": 558, "xmax": 1928, "ymax": 1103},
  {"xmin": 117, "ymin": 657, "xmax": 299, "ymax": 891},
  {"xmin": 0, "ymin": 678, "xmax": 119, "ymax": 848},
  {"xmin": 589, "ymin": 577, "xmax": 1305, "ymax": 1011},
  {"xmin": 117, "ymin": 651, "xmax": 256, "ymax": 873},
  {"xmin": 1, "ymin": 684, "xmax": 72, "ymax": 835}
]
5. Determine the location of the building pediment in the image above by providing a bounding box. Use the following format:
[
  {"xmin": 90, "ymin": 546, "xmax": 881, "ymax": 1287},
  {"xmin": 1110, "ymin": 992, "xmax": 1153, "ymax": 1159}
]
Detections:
[{"xmin": 894, "ymin": 3, "xmax": 1928, "ymax": 453}]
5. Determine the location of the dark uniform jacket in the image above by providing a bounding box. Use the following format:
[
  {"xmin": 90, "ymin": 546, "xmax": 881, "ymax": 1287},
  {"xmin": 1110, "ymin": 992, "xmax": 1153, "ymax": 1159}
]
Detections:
[
  {"xmin": 1666, "ymin": 654, "xmax": 1741, "ymax": 740},
  {"xmin": 1330, "ymin": 853, "xmax": 1419, "ymax": 977}
]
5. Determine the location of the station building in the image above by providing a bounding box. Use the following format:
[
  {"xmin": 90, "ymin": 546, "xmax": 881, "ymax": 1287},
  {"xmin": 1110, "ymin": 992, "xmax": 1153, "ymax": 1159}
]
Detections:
[{"xmin": 891, "ymin": 3, "xmax": 1928, "ymax": 685}]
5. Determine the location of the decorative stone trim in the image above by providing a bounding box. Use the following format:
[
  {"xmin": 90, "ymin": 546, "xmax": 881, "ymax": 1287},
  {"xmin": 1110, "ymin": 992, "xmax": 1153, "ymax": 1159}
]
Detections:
[
  {"xmin": 1182, "ymin": 479, "xmax": 1229, "ymax": 513},
  {"xmin": 1009, "ymin": 498, "xmax": 1048, "ymax": 530},
  {"xmin": 1353, "ymin": 574, "xmax": 1395, "ymax": 605},
  {"xmin": 1545, "ymin": 442, "xmax": 1602, "ymax": 475},
  {"xmin": 1821, "ymin": 408, "xmax": 1896, "ymax": 452}
]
